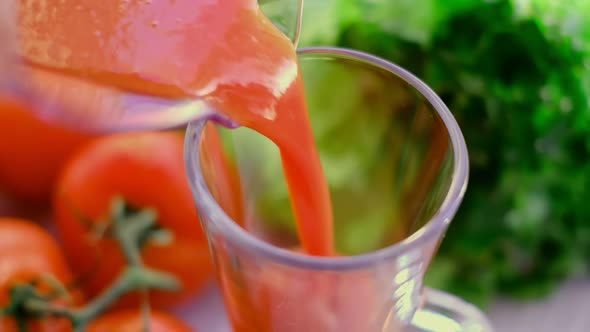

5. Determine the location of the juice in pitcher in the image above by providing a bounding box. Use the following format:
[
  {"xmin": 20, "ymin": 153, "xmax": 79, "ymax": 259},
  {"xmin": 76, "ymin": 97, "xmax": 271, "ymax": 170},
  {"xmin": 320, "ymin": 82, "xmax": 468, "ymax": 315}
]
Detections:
[{"xmin": 18, "ymin": 0, "xmax": 333, "ymax": 255}]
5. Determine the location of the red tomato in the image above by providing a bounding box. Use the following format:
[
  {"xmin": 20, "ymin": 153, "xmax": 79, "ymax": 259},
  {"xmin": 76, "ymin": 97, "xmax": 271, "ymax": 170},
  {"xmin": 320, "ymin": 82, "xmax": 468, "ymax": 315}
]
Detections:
[
  {"xmin": 87, "ymin": 310, "xmax": 194, "ymax": 332},
  {"xmin": 53, "ymin": 132, "xmax": 214, "ymax": 309},
  {"xmin": 0, "ymin": 218, "xmax": 76, "ymax": 332},
  {"xmin": 0, "ymin": 97, "xmax": 94, "ymax": 204}
]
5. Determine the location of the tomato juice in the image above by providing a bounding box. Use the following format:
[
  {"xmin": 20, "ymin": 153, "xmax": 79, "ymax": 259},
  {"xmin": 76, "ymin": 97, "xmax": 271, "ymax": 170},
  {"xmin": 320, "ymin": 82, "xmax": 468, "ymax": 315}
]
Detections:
[
  {"xmin": 19, "ymin": 0, "xmax": 333, "ymax": 256},
  {"xmin": 19, "ymin": 1, "xmax": 339, "ymax": 330}
]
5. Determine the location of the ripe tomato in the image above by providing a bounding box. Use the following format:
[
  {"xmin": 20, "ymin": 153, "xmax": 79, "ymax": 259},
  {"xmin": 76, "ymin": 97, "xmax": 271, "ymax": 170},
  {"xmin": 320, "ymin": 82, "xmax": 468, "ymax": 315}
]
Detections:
[
  {"xmin": 0, "ymin": 218, "xmax": 76, "ymax": 332},
  {"xmin": 53, "ymin": 132, "xmax": 214, "ymax": 309},
  {"xmin": 0, "ymin": 96, "xmax": 94, "ymax": 204},
  {"xmin": 88, "ymin": 310, "xmax": 193, "ymax": 332}
]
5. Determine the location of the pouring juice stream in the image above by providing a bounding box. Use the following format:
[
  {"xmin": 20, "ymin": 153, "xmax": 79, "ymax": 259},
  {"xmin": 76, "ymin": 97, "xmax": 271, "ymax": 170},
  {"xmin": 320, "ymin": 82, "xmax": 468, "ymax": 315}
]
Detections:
[{"xmin": 17, "ymin": 0, "xmax": 334, "ymax": 256}]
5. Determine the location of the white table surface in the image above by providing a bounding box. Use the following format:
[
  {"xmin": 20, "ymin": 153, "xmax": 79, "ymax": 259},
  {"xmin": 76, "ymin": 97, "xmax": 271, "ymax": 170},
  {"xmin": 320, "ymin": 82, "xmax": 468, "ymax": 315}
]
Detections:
[
  {"xmin": 2, "ymin": 198, "xmax": 585, "ymax": 331},
  {"xmin": 176, "ymin": 278, "xmax": 590, "ymax": 332},
  {"xmin": 488, "ymin": 279, "xmax": 590, "ymax": 332}
]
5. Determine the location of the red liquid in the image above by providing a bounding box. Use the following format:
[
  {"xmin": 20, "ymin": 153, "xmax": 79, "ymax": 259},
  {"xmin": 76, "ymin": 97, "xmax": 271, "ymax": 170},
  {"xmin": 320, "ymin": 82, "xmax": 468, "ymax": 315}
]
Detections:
[{"xmin": 18, "ymin": 0, "xmax": 334, "ymax": 255}]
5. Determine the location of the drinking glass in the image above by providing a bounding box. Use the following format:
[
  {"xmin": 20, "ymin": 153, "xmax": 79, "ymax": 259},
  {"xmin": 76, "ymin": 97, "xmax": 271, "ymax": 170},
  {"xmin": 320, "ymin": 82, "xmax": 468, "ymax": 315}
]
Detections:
[
  {"xmin": 0, "ymin": 0, "xmax": 304, "ymax": 132},
  {"xmin": 184, "ymin": 47, "xmax": 494, "ymax": 331}
]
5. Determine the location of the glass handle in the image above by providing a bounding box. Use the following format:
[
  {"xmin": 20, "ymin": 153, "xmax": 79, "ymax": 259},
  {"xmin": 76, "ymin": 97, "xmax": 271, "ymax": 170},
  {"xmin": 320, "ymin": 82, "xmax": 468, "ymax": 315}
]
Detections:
[
  {"xmin": 409, "ymin": 288, "xmax": 494, "ymax": 332},
  {"xmin": 259, "ymin": 0, "xmax": 304, "ymax": 47}
]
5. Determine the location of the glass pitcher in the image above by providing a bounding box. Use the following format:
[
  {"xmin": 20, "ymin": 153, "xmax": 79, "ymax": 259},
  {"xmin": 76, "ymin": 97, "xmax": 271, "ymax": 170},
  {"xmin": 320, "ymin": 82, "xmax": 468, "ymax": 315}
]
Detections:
[{"xmin": 0, "ymin": 0, "xmax": 303, "ymax": 132}]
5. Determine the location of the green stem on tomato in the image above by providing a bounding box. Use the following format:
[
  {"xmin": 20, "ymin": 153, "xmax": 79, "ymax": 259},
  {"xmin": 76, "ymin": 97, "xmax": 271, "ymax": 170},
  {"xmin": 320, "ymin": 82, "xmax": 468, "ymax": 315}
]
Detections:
[
  {"xmin": 76, "ymin": 267, "xmax": 178, "ymax": 329},
  {"xmin": 37, "ymin": 273, "xmax": 72, "ymax": 302},
  {"xmin": 1, "ymin": 284, "xmax": 39, "ymax": 332},
  {"xmin": 1, "ymin": 196, "xmax": 181, "ymax": 331},
  {"xmin": 23, "ymin": 299, "xmax": 76, "ymax": 320},
  {"xmin": 23, "ymin": 267, "xmax": 177, "ymax": 332},
  {"xmin": 109, "ymin": 196, "xmax": 159, "ymax": 332},
  {"xmin": 111, "ymin": 197, "xmax": 154, "ymax": 266},
  {"xmin": 16, "ymin": 316, "xmax": 28, "ymax": 332}
]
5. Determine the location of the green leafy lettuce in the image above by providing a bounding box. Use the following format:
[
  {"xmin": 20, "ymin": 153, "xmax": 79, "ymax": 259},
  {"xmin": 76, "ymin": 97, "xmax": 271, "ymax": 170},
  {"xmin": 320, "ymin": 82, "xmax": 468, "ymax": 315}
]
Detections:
[{"xmin": 255, "ymin": 0, "xmax": 590, "ymax": 307}]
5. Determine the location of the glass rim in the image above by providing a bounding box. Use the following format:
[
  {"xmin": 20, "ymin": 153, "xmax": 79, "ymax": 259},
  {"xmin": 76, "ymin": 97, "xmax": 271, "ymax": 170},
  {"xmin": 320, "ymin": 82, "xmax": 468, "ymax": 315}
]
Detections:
[{"xmin": 184, "ymin": 46, "xmax": 469, "ymax": 270}]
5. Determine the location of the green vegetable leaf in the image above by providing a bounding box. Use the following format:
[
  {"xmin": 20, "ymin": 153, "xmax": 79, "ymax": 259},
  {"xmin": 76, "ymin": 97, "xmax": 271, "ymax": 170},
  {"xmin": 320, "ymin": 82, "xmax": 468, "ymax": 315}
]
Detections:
[{"xmin": 277, "ymin": 0, "xmax": 590, "ymax": 307}]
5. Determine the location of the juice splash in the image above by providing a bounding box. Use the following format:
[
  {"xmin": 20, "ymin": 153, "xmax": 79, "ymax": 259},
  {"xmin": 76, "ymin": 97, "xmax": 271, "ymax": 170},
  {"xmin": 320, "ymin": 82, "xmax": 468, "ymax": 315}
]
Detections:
[{"xmin": 18, "ymin": 0, "xmax": 333, "ymax": 255}]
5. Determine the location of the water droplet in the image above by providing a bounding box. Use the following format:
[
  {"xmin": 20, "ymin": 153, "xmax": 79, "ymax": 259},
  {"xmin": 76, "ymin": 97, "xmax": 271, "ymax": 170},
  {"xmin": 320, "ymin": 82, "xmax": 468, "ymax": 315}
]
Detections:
[
  {"xmin": 175, "ymin": 18, "xmax": 183, "ymax": 23},
  {"xmin": 76, "ymin": 4, "xmax": 83, "ymax": 10},
  {"xmin": 94, "ymin": 30, "xmax": 102, "ymax": 37},
  {"xmin": 151, "ymin": 20, "xmax": 159, "ymax": 28},
  {"xmin": 145, "ymin": 0, "xmax": 152, "ymax": 3}
]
